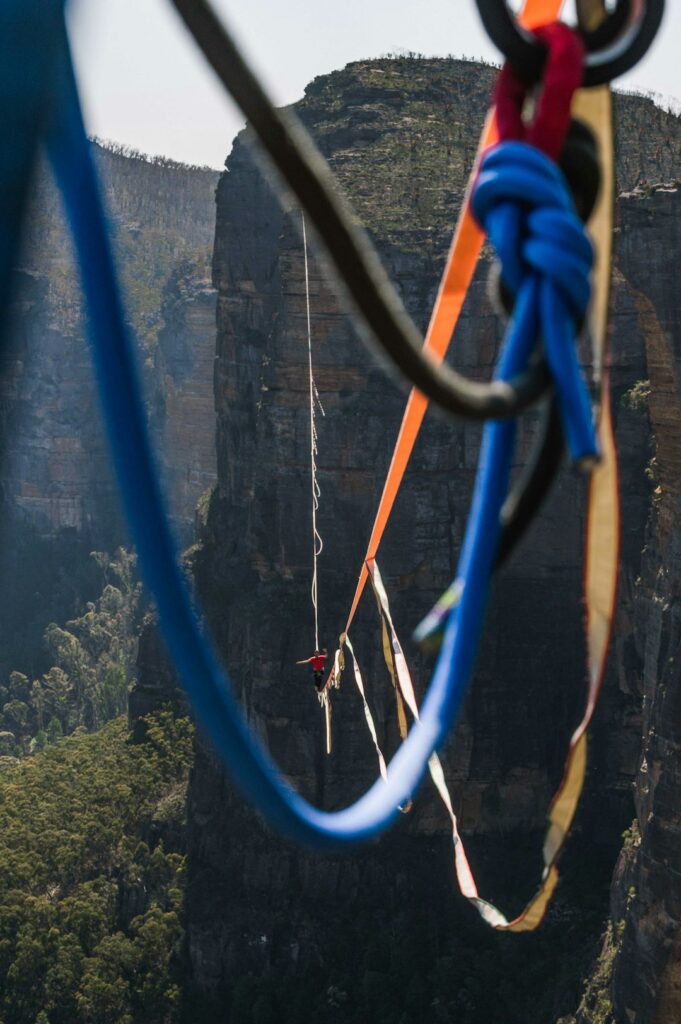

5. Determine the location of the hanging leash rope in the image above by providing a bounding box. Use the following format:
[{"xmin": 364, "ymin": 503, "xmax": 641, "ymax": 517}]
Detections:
[
  {"xmin": 301, "ymin": 212, "xmax": 324, "ymax": 653},
  {"xmin": 300, "ymin": 213, "xmax": 335, "ymax": 753}
]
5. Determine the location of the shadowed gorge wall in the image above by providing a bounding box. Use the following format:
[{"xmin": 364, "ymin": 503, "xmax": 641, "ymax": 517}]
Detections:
[
  {"xmin": 9, "ymin": 142, "xmax": 219, "ymax": 540},
  {"xmin": 0, "ymin": 144, "xmax": 219, "ymax": 677},
  {"xmin": 144, "ymin": 58, "xmax": 680, "ymax": 1022},
  {"xmin": 592, "ymin": 187, "xmax": 681, "ymax": 1024}
]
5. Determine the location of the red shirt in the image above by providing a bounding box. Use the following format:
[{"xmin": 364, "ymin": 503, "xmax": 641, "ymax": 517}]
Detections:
[{"xmin": 310, "ymin": 654, "xmax": 326, "ymax": 672}]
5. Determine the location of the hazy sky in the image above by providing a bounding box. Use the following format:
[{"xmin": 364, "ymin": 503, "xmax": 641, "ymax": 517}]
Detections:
[{"xmin": 68, "ymin": 0, "xmax": 679, "ymax": 169}]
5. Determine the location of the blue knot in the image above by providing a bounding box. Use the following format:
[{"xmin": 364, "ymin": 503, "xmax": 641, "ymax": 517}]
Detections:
[{"xmin": 472, "ymin": 142, "xmax": 598, "ymax": 466}]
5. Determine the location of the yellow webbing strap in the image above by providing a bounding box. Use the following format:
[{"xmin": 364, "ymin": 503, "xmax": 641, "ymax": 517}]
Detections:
[
  {"xmin": 367, "ymin": 560, "xmax": 523, "ymax": 925},
  {"xmin": 497, "ymin": 85, "xmax": 619, "ymax": 932},
  {"xmin": 380, "ymin": 611, "xmax": 410, "ymax": 742},
  {"xmin": 323, "ymin": 690, "xmax": 333, "ymax": 755},
  {"xmin": 363, "ymin": 96, "xmax": 616, "ymax": 927},
  {"xmin": 368, "ymin": 560, "xmax": 415, "ymax": 741},
  {"xmin": 366, "ymin": 559, "xmax": 492, "ymax": 898},
  {"xmin": 343, "ymin": 634, "xmax": 389, "ymax": 783},
  {"xmin": 538, "ymin": 80, "xmax": 619, "ymax": 861}
]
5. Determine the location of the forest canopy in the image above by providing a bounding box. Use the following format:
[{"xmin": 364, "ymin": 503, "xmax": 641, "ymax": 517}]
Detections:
[{"xmin": 0, "ymin": 712, "xmax": 193, "ymax": 1024}]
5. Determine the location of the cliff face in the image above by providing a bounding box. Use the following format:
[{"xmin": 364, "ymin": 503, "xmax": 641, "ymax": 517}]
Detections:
[
  {"xmin": 602, "ymin": 187, "xmax": 681, "ymax": 1024},
  {"xmin": 0, "ymin": 145, "xmax": 219, "ymax": 676},
  {"xmin": 150, "ymin": 258, "xmax": 218, "ymax": 546},
  {"xmin": 8, "ymin": 143, "xmax": 219, "ymax": 540},
  {"xmin": 172, "ymin": 58, "xmax": 680, "ymax": 1022}
]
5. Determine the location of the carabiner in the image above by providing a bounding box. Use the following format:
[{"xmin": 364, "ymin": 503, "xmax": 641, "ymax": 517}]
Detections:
[{"xmin": 474, "ymin": 0, "xmax": 665, "ymax": 86}]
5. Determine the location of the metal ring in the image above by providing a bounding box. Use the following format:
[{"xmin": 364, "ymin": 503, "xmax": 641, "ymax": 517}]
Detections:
[{"xmin": 475, "ymin": 0, "xmax": 665, "ymax": 86}]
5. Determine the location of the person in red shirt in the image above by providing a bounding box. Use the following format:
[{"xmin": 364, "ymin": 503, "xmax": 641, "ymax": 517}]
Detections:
[{"xmin": 297, "ymin": 648, "xmax": 328, "ymax": 693}]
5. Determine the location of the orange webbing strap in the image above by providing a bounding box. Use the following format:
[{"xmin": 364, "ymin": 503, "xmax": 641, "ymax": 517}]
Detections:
[{"xmin": 341, "ymin": 0, "xmax": 565, "ymax": 641}]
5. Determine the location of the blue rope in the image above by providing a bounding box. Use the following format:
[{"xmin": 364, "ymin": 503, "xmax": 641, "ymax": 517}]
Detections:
[
  {"xmin": 472, "ymin": 142, "xmax": 598, "ymax": 467},
  {"xmin": 40, "ymin": 30, "xmax": 595, "ymax": 850}
]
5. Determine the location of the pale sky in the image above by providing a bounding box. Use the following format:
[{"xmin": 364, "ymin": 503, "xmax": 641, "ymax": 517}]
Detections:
[{"xmin": 68, "ymin": 0, "xmax": 680, "ymax": 170}]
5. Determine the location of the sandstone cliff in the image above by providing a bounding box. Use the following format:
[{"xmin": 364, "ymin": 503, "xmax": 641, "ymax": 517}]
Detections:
[
  {"xmin": 10, "ymin": 141, "xmax": 219, "ymax": 539},
  {"xmin": 568, "ymin": 184, "xmax": 681, "ymax": 1024},
  {"xmin": 0, "ymin": 144, "xmax": 219, "ymax": 676},
  {"xmin": 153, "ymin": 59, "xmax": 681, "ymax": 1023}
]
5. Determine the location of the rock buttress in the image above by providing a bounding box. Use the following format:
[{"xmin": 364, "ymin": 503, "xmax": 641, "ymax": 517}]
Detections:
[{"xmin": 176, "ymin": 59, "xmax": 680, "ymax": 1021}]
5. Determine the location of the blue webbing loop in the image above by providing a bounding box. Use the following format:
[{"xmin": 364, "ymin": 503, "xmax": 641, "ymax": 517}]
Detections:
[
  {"xmin": 38, "ymin": 29, "xmax": 595, "ymax": 850},
  {"xmin": 472, "ymin": 141, "xmax": 598, "ymax": 466},
  {"xmin": 25, "ymin": 28, "xmax": 593, "ymax": 851}
]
